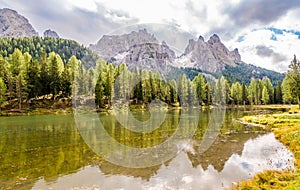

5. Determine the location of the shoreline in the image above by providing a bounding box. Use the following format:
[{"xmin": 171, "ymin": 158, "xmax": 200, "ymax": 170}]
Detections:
[
  {"xmin": 233, "ymin": 106, "xmax": 300, "ymax": 189},
  {"xmin": 0, "ymin": 104, "xmax": 295, "ymax": 117}
]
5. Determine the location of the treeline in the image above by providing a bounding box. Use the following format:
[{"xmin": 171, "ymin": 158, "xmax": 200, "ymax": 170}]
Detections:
[
  {"xmin": 0, "ymin": 37, "xmax": 99, "ymax": 68},
  {"xmin": 0, "ymin": 48, "xmax": 298, "ymax": 110},
  {"xmin": 0, "ymin": 48, "xmax": 86, "ymax": 110},
  {"xmin": 91, "ymin": 60, "xmax": 285, "ymax": 108}
]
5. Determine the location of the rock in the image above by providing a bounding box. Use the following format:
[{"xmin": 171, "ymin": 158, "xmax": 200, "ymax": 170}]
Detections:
[
  {"xmin": 43, "ymin": 29, "xmax": 59, "ymax": 38},
  {"xmin": 0, "ymin": 8, "xmax": 38, "ymax": 38},
  {"xmin": 172, "ymin": 34, "xmax": 242, "ymax": 73},
  {"xmin": 90, "ymin": 29, "xmax": 159, "ymax": 60}
]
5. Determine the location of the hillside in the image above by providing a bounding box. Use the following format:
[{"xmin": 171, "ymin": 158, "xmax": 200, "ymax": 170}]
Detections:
[{"xmin": 0, "ymin": 37, "xmax": 99, "ymax": 68}]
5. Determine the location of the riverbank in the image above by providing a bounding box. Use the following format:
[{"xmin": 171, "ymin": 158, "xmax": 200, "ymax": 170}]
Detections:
[{"xmin": 233, "ymin": 106, "xmax": 300, "ymax": 189}]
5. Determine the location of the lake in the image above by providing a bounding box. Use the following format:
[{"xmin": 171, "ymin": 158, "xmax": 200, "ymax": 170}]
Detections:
[{"xmin": 0, "ymin": 108, "xmax": 295, "ymax": 190}]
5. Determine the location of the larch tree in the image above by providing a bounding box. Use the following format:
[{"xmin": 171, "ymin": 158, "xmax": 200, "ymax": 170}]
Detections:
[
  {"xmin": 282, "ymin": 55, "xmax": 300, "ymax": 108},
  {"xmin": 0, "ymin": 77, "xmax": 6, "ymax": 110},
  {"xmin": 262, "ymin": 86, "xmax": 269, "ymax": 105}
]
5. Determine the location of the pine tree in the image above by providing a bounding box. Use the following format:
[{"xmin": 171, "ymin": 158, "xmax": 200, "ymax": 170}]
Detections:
[
  {"xmin": 282, "ymin": 55, "xmax": 300, "ymax": 108},
  {"xmin": 241, "ymin": 81, "xmax": 247, "ymax": 105},
  {"xmin": 0, "ymin": 77, "xmax": 6, "ymax": 110},
  {"xmin": 178, "ymin": 75, "xmax": 188, "ymax": 106},
  {"xmin": 263, "ymin": 77, "xmax": 274, "ymax": 104},
  {"xmin": 193, "ymin": 73, "xmax": 206, "ymax": 105},
  {"xmin": 40, "ymin": 50, "xmax": 50, "ymax": 96},
  {"xmin": 262, "ymin": 86, "xmax": 269, "ymax": 105},
  {"xmin": 27, "ymin": 60, "xmax": 41, "ymax": 99},
  {"xmin": 275, "ymin": 80, "xmax": 282, "ymax": 104}
]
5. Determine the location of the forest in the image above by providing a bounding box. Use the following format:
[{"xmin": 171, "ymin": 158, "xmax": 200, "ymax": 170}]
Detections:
[{"xmin": 0, "ymin": 47, "xmax": 299, "ymax": 111}]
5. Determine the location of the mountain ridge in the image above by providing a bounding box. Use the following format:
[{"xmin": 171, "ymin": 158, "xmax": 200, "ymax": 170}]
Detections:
[
  {"xmin": 0, "ymin": 8, "xmax": 38, "ymax": 38},
  {"xmin": 0, "ymin": 7, "xmax": 285, "ymax": 83}
]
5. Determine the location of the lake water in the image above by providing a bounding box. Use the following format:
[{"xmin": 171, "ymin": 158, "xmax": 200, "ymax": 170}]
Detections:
[{"xmin": 0, "ymin": 108, "xmax": 295, "ymax": 190}]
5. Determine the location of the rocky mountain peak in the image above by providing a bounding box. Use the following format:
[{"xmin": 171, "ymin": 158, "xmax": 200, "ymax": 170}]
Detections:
[
  {"xmin": 198, "ymin": 35, "xmax": 205, "ymax": 42},
  {"xmin": 208, "ymin": 34, "xmax": 221, "ymax": 44},
  {"xmin": 90, "ymin": 28, "xmax": 158, "ymax": 60},
  {"xmin": 0, "ymin": 8, "xmax": 38, "ymax": 38},
  {"xmin": 173, "ymin": 34, "xmax": 242, "ymax": 73},
  {"xmin": 43, "ymin": 29, "xmax": 59, "ymax": 38}
]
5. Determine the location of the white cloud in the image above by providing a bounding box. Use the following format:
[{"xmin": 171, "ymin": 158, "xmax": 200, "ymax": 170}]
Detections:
[
  {"xmin": 1, "ymin": 0, "xmax": 300, "ymax": 72},
  {"xmin": 228, "ymin": 29, "xmax": 300, "ymax": 73},
  {"xmin": 66, "ymin": 0, "xmax": 98, "ymax": 12}
]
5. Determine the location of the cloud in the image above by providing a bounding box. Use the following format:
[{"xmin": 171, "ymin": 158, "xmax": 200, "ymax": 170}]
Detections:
[
  {"xmin": 256, "ymin": 45, "xmax": 287, "ymax": 64},
  {"xmin": 228, "ymin": 28, "xmax": 300, "ymax": 72},
  {"xmin": 1, "ymin": 0, "xmax": 300, "ymax": 72},
  {"xmin": 256, "ymin": 45, "xmax": 274, "ymax": 57},
  {"xmin": 227, "ymin": 0, "xmax": 300, "ymax": 26},
  {"xmin": 0, "ymin": 0, "xmax": 137, "ymax": 45}
]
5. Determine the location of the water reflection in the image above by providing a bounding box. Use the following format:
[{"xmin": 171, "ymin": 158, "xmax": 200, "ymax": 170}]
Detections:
[
  {"xmin": 0, "ymin": 108, "xmax": 294, "ymax": 190},
  {"xmin": 33, "ymin": 134, "xmax": 294, "ymax": 190}
]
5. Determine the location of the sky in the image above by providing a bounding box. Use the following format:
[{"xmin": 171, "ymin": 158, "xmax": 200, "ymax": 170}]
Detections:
[{"xmin": 1, "ymin": 0, "xmax": 300, "ymax": 73}]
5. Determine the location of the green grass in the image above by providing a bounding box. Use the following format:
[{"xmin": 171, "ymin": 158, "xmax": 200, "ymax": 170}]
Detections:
[{"xmin": 233, "ymin": 106, "xmax": 300, "ymax": 189}]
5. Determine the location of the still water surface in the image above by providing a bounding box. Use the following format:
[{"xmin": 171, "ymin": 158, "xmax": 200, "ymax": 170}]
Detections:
[{"xmin": 0, "ymin": 108, "xmax": 295, "ymax": 190}]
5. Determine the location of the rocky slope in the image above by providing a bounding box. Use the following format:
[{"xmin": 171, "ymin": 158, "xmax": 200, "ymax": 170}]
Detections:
[
  {"xmin": 43, "ymin": 29, "xmax": 59, "ymax": 38},
  {"xmin": 90, "ymin": 29, "xmax": 158, "ymax": 61},
  {"xmin": 173, "ymin": 34, "xmax": 241, "ymax": 73},
  {"xmin": 0, "ymin": 8, "xmax": 38, "ymax": 38},
  {"xmin": 90, "ymin": 29, "xmax": 285, "ymax": 82},
  {"xmin": 91, "ymin": 30, "xmax": 243, "ymax": 75}
]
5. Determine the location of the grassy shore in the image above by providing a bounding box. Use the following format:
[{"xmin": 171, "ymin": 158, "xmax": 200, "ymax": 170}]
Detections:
[{"xmin": 233, "ymin": 106, "xmax": 300, "ymax": 189}]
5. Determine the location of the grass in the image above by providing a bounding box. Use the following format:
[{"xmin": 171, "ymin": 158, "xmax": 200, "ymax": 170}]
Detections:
[{"xmin": 233, "ymin": 106, "xmax": 300, "ymax": 189}]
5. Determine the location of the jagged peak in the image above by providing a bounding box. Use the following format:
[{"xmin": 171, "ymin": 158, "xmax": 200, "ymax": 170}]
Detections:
[
  {"xmin": 138, "ymin": 28, "xmax": 148, "ymax": 33},
  {"xmin": 208, "ymin": 34, "xmax": 221, "ymax": 44},
  {"xmin": 43, "ymin": 29, "xmax": 59, "ymax": 38},
  {"xmin": 198, "ymin": 35, "xmax": 205, "ymax": 42}
]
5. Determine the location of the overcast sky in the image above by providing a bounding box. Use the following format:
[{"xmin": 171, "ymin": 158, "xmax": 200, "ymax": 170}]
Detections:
[{"xmin": 1, "ymin": 0, "xmax": 300, "ymax": 72}]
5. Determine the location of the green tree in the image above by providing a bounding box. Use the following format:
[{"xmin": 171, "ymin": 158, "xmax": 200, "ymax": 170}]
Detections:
[
  {"xmin": 193, "ymin": 73, "xmax": 206, "ymax": 105},
  {"xmin": 168, "ymin": 79, "xmax": 178, "ymax": 104},
  {"xmin": 282, "ymin": 55, "xmax": 300, "ymax": 108},
  {"xmin": 178, "ymin": 74, "xmax": 188, "ymax": 106},
  {"xmin": 213, "ymin": 76, "xmax": 226, "ymax": 105},
  {"xmin": 262, "ymin": 86, "xmax": 269, "ymax": 105},
  {"xmin": 27, "ymin": 60, "xmax": 41, "ymax": 99},
  {"xmin": 263, "ymin": 77, "xmax": 274, "ymax": 104},
  {"xmin": 48, "ymin": 53, "xmax": 63, "ymax": 100},
  {"xmin": 274, "ymin": 80, "xmax": 282, "ymax": 104},
  {"xmin": 0, "ymin": 77, "xmax": 6, "ymax": 110},
  {"xmin": 231, "ymin": 82, "xmax": 242, "ymax": 105},
  {"xmin": 241, "ymin": 81, "xmax": 247, "ymax": 105},
  {"xmin": 282, "ymin": 77, "xmax": 293, "ymax": 104},
  {"xmin": 248, "ymin": 78, "xmax": 256, "ymax": 105},
  {"xmin": 40, "ymin": 50, "xmax": 50, "ymax": 96}
]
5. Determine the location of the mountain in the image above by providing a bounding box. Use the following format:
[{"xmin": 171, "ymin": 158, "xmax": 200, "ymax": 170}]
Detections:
[
  {"xmin": 91, "ymin": 29, "xmax": 284, "ymax": 83},
  {"xmin": 43, "ymin": 29, "xmax": 59, "ymax": 38},
  {"xmin": 90, "ymin": 29, "xmax": 158, "ymax": 61},
  {"xmin": 0, "ymin": 8, "xmax": 38, "ymax": 38},
  {"xmin": 173, "ymin": 34, "xmax": 241, "ymax": 73}
]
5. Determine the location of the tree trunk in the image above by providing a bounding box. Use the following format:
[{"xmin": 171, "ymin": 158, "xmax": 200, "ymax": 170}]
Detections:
[{"xmin": 298, "ymin": 96, "xmax": 300, "ymax": 109}]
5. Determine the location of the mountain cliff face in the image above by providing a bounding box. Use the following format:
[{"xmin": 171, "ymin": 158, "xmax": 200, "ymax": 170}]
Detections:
[
  {"xmin": 113, "ymin": 41, "xmax": 176, "ymax": 71},
  {"xmin": 0, "ymin": 8, "xmax": 38, "ymax": 38},
  {"xmin": 173, "ymin": 34, "xmax": 241, "ymax": 73},
  {"xmin": 90, "ymin": 29, "xmax": 158, "ymax": 61},
  {"xmin": 91, "ymin": 30, "xmax": 242, "ymax": 74}
]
